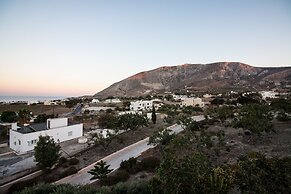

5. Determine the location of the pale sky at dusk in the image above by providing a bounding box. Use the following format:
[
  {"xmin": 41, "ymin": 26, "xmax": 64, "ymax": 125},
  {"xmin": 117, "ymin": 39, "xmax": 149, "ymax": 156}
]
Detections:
[{"xmin": 0, "ymin": 0, "xmax": 291, "ymax": 97}]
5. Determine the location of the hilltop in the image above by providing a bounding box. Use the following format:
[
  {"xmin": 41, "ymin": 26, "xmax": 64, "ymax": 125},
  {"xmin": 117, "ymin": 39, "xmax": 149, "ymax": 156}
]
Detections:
[{"xmin": 95, "ymin": 62, "xmax": 291, "ymax": 97}]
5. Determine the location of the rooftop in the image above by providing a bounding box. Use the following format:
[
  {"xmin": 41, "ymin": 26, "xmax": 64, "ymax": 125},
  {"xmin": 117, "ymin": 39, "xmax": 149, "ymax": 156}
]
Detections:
[
  {"xmin": 17, "ymin": 123, "xmax": 47, "ymax": 134},
  {"xmin": 15, "ymin": 121, "xmax": 79, "ymax": 134}
]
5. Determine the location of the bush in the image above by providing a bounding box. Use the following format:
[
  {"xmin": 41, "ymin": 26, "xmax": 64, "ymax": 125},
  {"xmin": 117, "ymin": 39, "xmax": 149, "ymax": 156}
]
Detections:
[
  {"xmin": 0, "ymin": 110, "xmax": 17, "ymax": 122},
  {"xmin": 235, "ymin": 152, "xmax": 291, "ymax": 194},
  {"xmin": 276, "ymin": 111, "xmax": 290, "ymax": 121},
  {"xmin": 15, "ymin": 183, "xmax": 57, "ymax": 194},
  {"xmin": 44, "ymin": 172, "xmax": 60, "ymax": 183},
  {"xmin": 103, "ymin": 170, "xmax": 130, "ymax": 186},
  {"xmin": 9, "ymin": 178, "xmax": 38, "ymax": 194},
  {"xmin": 120, "ymin": 157, "xmax": 141, "ymax": 174},
  {"xmin": 60, "ymin": 166, "xmax": 78, "ymax": 178},
  {"xmin": 58, "ymin": 157, "xmax": 67, "ymax": 166},
  {"xmin": 68, "ymin": 157, "xmax": 80, "ymax": 165},
  {"xmin": 141, "ymin": 157, "xmax": 161, "ymax": 172}
]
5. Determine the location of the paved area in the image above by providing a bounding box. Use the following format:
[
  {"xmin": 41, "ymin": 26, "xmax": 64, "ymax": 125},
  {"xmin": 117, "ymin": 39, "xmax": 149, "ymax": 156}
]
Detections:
[
  {"xmin": 0, "ymin": 155, "xmax": 36, "ymax": 178},
  {"xmin": 0, "ymin": 138, "xmax": 88, "ymax": 178}
]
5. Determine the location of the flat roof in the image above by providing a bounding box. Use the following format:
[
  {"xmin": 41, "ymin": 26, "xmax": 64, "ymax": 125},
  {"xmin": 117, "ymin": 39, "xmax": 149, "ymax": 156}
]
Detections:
[
  {"xmin": 17, "ymin": 123, "xmax": 47, "ymax": 134},
  {"xmin": 16, "ymin": 121, "xmax": 80, "ymax": 134}
]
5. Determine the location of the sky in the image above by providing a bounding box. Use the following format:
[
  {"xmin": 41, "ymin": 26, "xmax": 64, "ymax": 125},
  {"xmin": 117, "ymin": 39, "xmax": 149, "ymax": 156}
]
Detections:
[{"xmin": 0, "ymin": 0, "xmax": 291, "ymax": 97}]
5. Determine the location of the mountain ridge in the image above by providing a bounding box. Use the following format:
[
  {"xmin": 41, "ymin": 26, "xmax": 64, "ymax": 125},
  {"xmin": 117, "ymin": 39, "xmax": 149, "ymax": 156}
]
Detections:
[{"xmin": 95, "ymin": 62, "xmax": 291, "ymax": 97}]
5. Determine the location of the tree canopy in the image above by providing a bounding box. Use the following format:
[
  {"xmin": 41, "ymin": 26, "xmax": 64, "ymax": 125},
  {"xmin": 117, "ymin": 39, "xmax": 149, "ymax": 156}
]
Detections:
[
  {"xmin": 0, "ymin": 110, "xmax": 17, "ymax": 122},
  {"xmin": 34, "ymin": 136, "xmax": 61, "ymax": 170},
  {"xmin": 88, "ymin": 160, "xmax": 113, "ymax": 181}
]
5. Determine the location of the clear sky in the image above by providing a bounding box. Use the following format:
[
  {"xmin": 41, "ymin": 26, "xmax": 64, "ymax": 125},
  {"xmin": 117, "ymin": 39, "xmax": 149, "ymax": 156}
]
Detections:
[{"xmin": 0, "ymin": 0, "xmax": 290, "ymax": 97}]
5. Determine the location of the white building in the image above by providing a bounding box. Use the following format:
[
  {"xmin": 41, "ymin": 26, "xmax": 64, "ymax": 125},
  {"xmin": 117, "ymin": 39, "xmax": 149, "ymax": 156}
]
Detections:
[
  {"xmin": 172, "ymin": 95, "xmax": 187, "ymax": 101},
  {"xmin": 181, "ymin": 97, "xmax": 204, "ymax": 107},
  {"xmin": 43, "ymin": 100, "xmax": 58, "ymax": 105},
  {"xmin": 9, "ymin": 118, "xmax": 83, "ymax": 154},
  {"xmin": 83, "ymin": 106, "xmax": 115, "ymax": 114},
  {"xmin": 118, "ymin": 111, "xmax": 142, "ymax": 115},
  {"xmin": 91, "ymin": 99, "xmax": 100, "ymax": 103},
  {"xmin": 130, "ymin": 100, "xmax": 153, "ymax": 111},
  {"xmin": 104, "ymin": 98, "xmax": 121, "ymax": 103},
  {"xmin": 260, "ymin": 91, "xmax": 279, "ymax": 100}
]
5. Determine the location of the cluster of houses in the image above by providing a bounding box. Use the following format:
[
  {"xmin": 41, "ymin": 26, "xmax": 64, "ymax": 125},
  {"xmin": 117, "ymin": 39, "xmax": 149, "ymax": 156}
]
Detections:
[{"xmin": 3, "ymin": 89, "xmax": 288, "ymax": 155}]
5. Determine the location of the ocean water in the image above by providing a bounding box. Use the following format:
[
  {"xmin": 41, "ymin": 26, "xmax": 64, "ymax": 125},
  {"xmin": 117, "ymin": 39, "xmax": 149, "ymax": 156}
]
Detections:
[{"xmin": 0, "ymin": 96, "xmax": 65, "ymax": 103}]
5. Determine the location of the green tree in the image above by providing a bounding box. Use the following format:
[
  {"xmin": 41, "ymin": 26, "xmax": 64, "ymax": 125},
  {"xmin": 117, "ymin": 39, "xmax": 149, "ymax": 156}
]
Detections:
[
  {"xmin": 18, "ymin": 109, "xmax": 31, "ymax": 125},
  {"xmin": 211, "ymin": 97, "xmax": 225, "ymax": 105},
  {"xmin": 34, "ymin": 136, "xmax": 61, "ymax": 170},
  {"xmin": 148, "ymin": 128, "xmax": 174, "ymax": 147},
  {"xmin": 181, "ymin": 105, "xmax": 203, "ymax": 115},
  {"xmin": 88, "ymin": 160, "xmax": 113, "ymax": 181},
  {"xmin": 271, "ymin": 98, "xmax": 291, "ymax": 113},
  {"xmin": 65, "ymin": 98, "xmax": 81, "ymax": 108},
  {"xmin": 158, "ymin": 151, "xmax": 211, "ymax": 194},
  {"xmin": 178, "ymin": 116, "xmax": 204, "ymax": 131},
  {"xmin": 97, "ymin": 113, "xmax": 119, "ymax": 129},
  {"xmin": 233, "ymin": 104, "xmax": 273, "ymax": 134},
  {"xmin": 0, "ymin": 111, "xmax": 17, "ymax": 122},
  {"xmin": 151, "ymin": 106, "xmax": 157, "ymax": 124},
  {"xmin": 118, "ymin": 113, "xmax": 148, "ymax": 131},
  {"xmin": 93, "ymin": 130, "xmax": 115, "ymax": 150},
  {"xmin": 207, "ymin": 106, "xmax": 234, "ymax": 123},
  {"xmin": 34, "ymin": 114, "xmax": 54, "ymax": 123},
  {"xmin": 235, "ymin": 152, "xmax": 291, "ymax": 193}
]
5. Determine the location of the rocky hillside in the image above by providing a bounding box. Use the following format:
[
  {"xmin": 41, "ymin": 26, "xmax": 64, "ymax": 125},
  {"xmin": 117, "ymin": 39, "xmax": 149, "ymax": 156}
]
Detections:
[{"xmin": 95, "ymin": 62, "xmax": 291, "ymax": 97}]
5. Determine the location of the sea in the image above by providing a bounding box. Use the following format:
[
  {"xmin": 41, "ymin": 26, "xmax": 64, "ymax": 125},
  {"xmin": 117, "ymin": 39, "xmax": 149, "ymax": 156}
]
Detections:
[{"xmin": 0, "ymin": 96, "xmax": 66, "ymax": 103}]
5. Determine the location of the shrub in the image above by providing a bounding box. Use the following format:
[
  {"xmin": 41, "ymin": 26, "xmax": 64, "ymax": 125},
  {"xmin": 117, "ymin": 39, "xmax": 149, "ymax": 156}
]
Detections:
[
  {"xmin": 103, "ymin": 170, "xmax": 130, "ymax": 186},
  {"xmin": 120, "ymin": 157, "xmax": 141, "ymax": 174},
  {"xmin": 58, "ymin": 157, "xmax": 67, "ymax": 166},
  {"xmin": 277, "ymin": 111, "xmax": 290, "ymax": 121},
  {"xmin": 9, "ymin": 178, "xmax": 38, "ymax": 194},
  {"xmin": 68, "ymin": 157, "xmax": 80, "ymax": 165},
  {"xmin": 44, "ymin": 172, "xmax": 61, "ymax": 183},
  {"xmin": 60, "ymin": 166, "xmax": 78, "ymax": 178},
  {"xmin": 141, "ymin": 157, "xmax": 161, "ymax": 172},
  {"xmin": 235, "ymin": 152, "xmax": 291, "ymax": 194}
]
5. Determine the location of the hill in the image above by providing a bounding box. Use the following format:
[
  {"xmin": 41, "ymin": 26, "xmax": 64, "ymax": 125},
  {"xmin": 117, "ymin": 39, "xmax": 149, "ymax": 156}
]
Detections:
[{"xmin": 95, "ymin": 62, "xmax": 291, "ymax": 97}]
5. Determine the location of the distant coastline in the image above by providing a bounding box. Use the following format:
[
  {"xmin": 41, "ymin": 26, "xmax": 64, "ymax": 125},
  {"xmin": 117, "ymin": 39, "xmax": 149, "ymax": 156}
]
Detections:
[{"xmin": 0, "ymin": 96, "xmax": 66, "ymax": 103}]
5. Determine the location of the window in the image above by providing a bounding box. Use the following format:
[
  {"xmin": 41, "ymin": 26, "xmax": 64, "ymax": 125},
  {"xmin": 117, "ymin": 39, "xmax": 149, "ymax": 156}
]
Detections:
[
  {"xmin": 18, "ymin": 140, "xmax": 21, "ymax": 145},
  {"xmin": 48, "ymin": 120, "xmax": 50, "ymax": 129},
  {"xmin": 68, "ymin": 131, "xmax": 72, "ymax": 136},
  {"xmin": 14, "ymin": 141, "xmax": 16, "ymax": 145}
]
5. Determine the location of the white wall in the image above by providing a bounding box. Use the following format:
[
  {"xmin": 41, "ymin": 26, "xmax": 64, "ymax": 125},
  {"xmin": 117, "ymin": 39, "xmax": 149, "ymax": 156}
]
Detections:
[
  {"xmin": 47, "ymin": 118, "xmax": 68, "ymax": 129},
  {"xmin": 181, "ymin": 97, "xmax": 204, "ymax": 107},
  {"xmin": 9, "ymin": 123, "xmax": 83, "ymax": 154}
]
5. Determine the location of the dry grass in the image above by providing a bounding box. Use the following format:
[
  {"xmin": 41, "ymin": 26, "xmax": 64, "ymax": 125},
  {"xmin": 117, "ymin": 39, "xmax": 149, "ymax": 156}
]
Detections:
[{"xmin": 0, "ymin": 104, "xmax": 71, "ymax": 115}]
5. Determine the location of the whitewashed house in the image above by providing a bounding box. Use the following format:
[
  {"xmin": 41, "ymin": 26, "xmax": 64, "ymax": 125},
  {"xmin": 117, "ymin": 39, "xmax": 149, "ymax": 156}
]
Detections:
[
  {"xmin": 91, "ymin": 99, "xmax": 100, "ymax": 103},
  {"xmin": 43, "ymin": 100, "xmax": 58, "ymax": 105},
  {"xmin": 260, "ymin": 91, "xmax": 279, "ymax": 100},
  {"xmin": 181, "ymin": 97, "xmax": 204, "ymax": 107},
  {"xmin": 9, "ymin": 118, "xmax": 83, "ymax": 154},
  {"xmin": 172, "ymin": 95, "xmax": 187, "ymax": 101},
  {"xmin": 104, "ymin": 98, "xmax": 121, "ymax": 103},
  {"xmin": 130, "ymin": 100, "xmax": 153, "ymax": 111}
]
